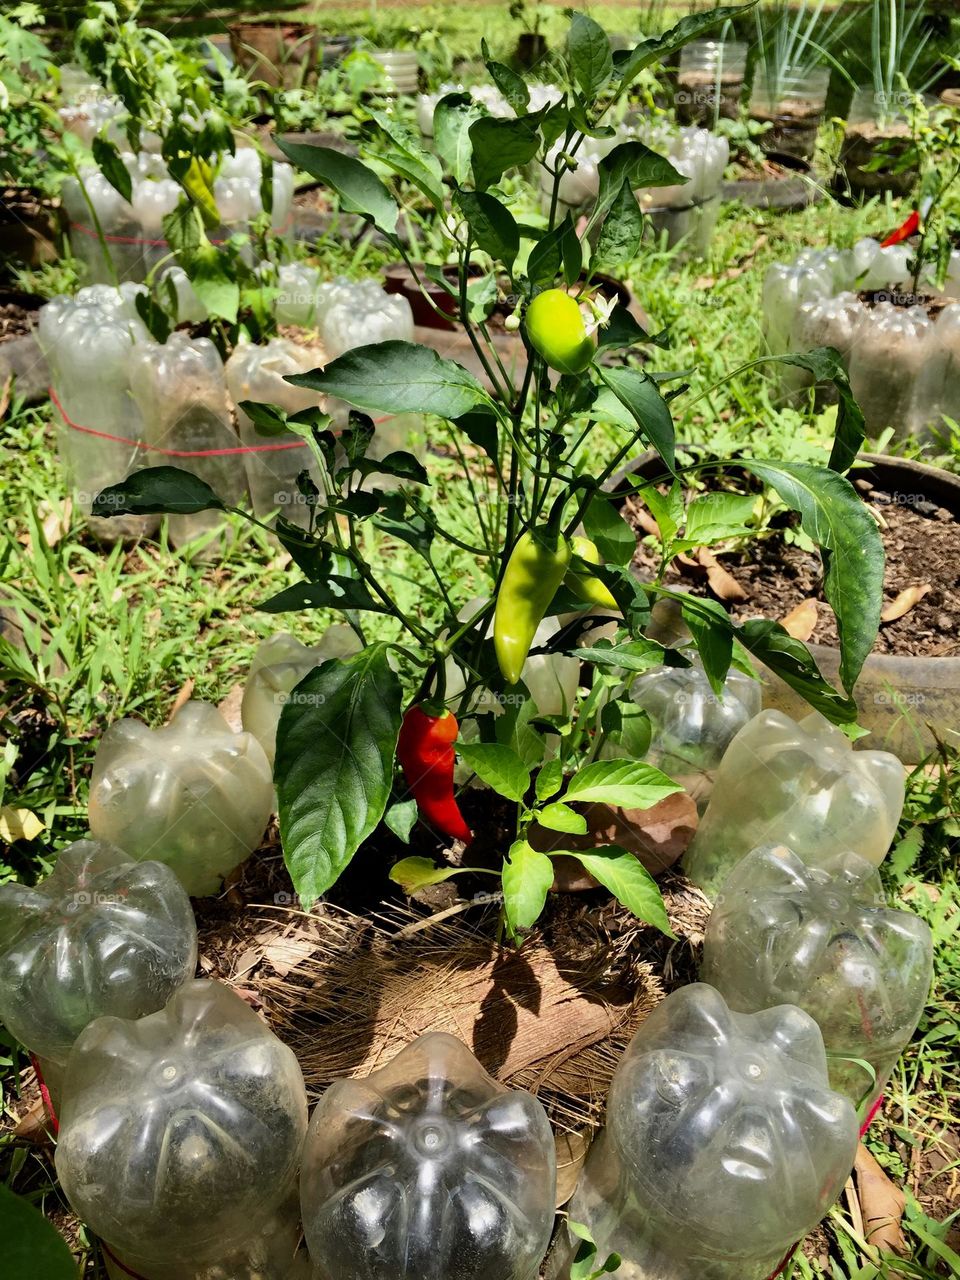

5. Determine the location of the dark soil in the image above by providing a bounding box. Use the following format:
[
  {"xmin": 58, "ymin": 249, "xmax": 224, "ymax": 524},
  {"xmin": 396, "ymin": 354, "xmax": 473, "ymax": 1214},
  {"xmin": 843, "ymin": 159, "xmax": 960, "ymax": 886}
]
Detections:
[
  {"xmin": 727, "ymin": 153, "xmax": 806, "ymax": 182},
  {"xmin": 0, "ymin": 300, "xmax": 36, "ymax": 341},
  {"xmin": 626, "ymin": 483, "xmax": 960, "ymax": 658}
]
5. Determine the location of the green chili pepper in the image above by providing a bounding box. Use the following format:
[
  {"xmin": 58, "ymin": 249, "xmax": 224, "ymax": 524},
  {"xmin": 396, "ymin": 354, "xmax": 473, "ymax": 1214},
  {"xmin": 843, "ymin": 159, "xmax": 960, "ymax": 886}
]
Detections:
[
  {"xmin": 565, "ymin": 536, "xmax": 618, "ymax": 610},
  {"xmin": 494, "ymin": 528, "xmax": 572, "ymax": 685}
]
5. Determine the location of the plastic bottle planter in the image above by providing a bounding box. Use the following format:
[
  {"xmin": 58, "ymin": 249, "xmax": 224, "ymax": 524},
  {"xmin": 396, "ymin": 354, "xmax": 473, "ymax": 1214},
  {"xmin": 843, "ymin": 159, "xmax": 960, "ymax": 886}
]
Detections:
[
  {"xmin": 88, "ymin": 702, "xmax": 274, "ymax": 897},
  {"xmin": 272, "ymin": 262, "xmax": 325, "ymax": 327},
  {"xmin": 129, "ymin": 333, "xmax": 247, "ymax": 553},
  {"xmin": 56, "ymin": 980, "xmax": 308, "ymax": 1273},
  {"xmin": 749, "ymin": 67, "xmax": 831, "ymax": 160},
  {"xmin": 0, "ymin": 839, "xmax": 196, "ymax": 1071},
  {"xmin": 683, "ymin": 711, "xmax": 906, "ymax": 897},
  {"xmin": 701, "ymin": 845, "xmax": 934, "ymax": 1109},
  {"xmin": 635, "ymin": 127, "xmax": 729, "ymax": 259},
  {"xmin": 631, "ymin": 663, "xmax": 761, "ymax": 810},
  {"xmin": 37, "ymin": 285, "xmax": 156, "ymax": 541},
  {"xmin": 61, "ymin": 168, "xmax": 145, "ymax": 285},
  {"xmin": 568, "ymin": 985, "xmax": 858, "ymax": 1280},
  {"xmin": 225, "ymin": 339, "xmax": 327, "ymax": 530},
  {"xmin": 318, "ymin": 277, "xmax": 415, "ymax": 361},
  {"xmin": 911, "ymin": 304, "xmax": 960, "ymax": 441},
  {"xmin": 101, "ymin": 1193, "xmax": 306, "ymax": 1280},
  {"xmin": 676, "ymin": 40, "xmax": 747, "ymax": 125},
  {"xmin": 301, "ymin": 1032, "xmax": 557, "ymax": 1280},
  {"xmin": 848, "ymin": 304, "xmax": 934, "ymax": 439},
  {"xmin": 241, "ymin": 629, "xmax": 362, "ymax": 766},
  {"xmin": 761, "ymin": 259, "xmax": 837, "ymax": 356}
]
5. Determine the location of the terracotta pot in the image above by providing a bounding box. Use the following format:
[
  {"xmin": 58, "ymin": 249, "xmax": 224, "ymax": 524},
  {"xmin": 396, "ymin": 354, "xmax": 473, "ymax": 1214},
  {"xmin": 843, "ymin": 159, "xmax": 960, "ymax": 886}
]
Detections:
[
  {"xmin": 383, "ymin": 264, "xmax": 650, "ymax": 394},
  {"xmin": 608, "ymin": 450, "xmax": 960, "ymax": 763},
  {"xmin": 0, "ymin": 289, "xmax": 47, "ymax": 404},
  {"xmin": 229, "ymin": 22, "xmax": 320, "ymax": 89}
]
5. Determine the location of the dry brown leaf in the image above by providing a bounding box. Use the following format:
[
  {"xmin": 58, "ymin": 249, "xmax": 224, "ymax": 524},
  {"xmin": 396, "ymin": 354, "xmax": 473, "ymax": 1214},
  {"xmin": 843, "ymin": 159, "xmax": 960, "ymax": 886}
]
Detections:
[
  {"xmin": 881, "ymin": 584, "xmax": 931, "ymax": 623},
  {"xmin": 0, "ymin": 806, "xmax": 45, "ymax": 842},
  {"xmin": 854, "ymin": 1142, "xmax": 908, "ymax": 1255},
  {"xmin": 696, "ymin": 548, "xmax": 749, "ymax": 602},
  {"xmin": 0, "ymin": 375, "xmax": 13, "ymax": 423},
  {"xmin": 167, "ymin": 678, "xmax": 195, "ymax": 722},
  {"xmin": 534, "ymin": 791, "xmax": 699, "ymax": 881},
  {"xmin": 780, "ymin": 597, "xmax": 819, "ymax": 641},
  {"xmin": 263, "ymin": 932, "xmax": 318, "ymax": 979},
  {"xmin": 633, "ymin": 506, "xmax": 662, "ymax": 539},
  {"xmin": 39, "ymin": 498, "xmax": 72, "ymax": 549},
  {"xmin": 217, "ymin": 682, "xmax": 245, "ymax": 734}
]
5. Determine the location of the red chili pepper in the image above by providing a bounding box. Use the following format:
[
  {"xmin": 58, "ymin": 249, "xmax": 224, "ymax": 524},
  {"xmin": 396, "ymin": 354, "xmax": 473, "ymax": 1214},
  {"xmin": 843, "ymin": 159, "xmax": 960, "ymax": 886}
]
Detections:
[
  {"xmin": 881, "ymin": 209, "xmax": 920, "ymax": 247},
  {"xmin": 396, "ymin": 706, "xmax": 472, "ymax": 843}
]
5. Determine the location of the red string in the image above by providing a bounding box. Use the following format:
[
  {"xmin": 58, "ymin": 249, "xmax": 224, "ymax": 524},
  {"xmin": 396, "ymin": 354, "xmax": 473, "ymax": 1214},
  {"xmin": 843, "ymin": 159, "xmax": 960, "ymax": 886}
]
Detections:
[
  {"xmin": 29, "ymin": 1053, "xmax": 59, "ymax": 1135},
  {"xmin": 49, "ymin": 386, "xmax": 308, "ymax": 457},
  {"xmin": 101, "ymin": 1241, "xmax": 150, "ymax": 1279}
]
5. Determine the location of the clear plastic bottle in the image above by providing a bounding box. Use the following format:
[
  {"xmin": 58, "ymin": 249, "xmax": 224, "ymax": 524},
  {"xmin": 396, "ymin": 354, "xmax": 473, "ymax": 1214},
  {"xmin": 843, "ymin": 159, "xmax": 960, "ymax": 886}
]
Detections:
[
  {"xmin": 61, "ymin": 164, "xmax": 144, "ymax": 285},
  {"xmin": 129, "ymin": 332, "xmax": 247, "ymax": 552},
  {"xmin": 568, "ymin": 984, "xmax": 858, "ymax": 1280},
  {"xmin": 676, "ymin": 40, "xmax": 747, "ymax": 125},
  {"xmin": 241, "ymin": 629, "xmax": 362, "ymax": 765},
  {"xmin": 761, "ymin": 260, "xmax": 835, "ymax": 355},
  {"xmin": 88, "ymin": 701, "xmax": 274, "ymax": 896},
  {"xmin": 0, "ymin": 838, "xmax": 196, "ymax": 1068},
  {"xmin": 318, "ymin": 277, "xmax": 415, "ymax": 360},
  {"xmin": 683, "ymin": 710, "xmax": 906, "ymax": 896},
  {"xmin": 847, "ymin": 302, "xmax": 933, "ymax": 439},
  {"xmin": 225, "ymin": 338, "xmax": 326, "ymax": 529},
  {"xmin": 56, "ymin": 980, "xmax": 308, "ymax": 1272},
  {"xmin": 785, "ymin": 291, "xmax": 866, "ymax": 397},
  {"xmin": 272, "ymin": 262, "xmax": 325, "ymax": 327},
  {"xmin": 631, "ymin": 662, "xmax": 761, "ymax": 810},
  {"xmin": 37, "ymin": 285, "xmax": 156, "ymax": 541},
  {"xmin": 701, "ymin": 844, "xmax": 934, "ymax": 1108},
  {"xmin": 750, "ymin": 66, "xmax": 830, "ymax": 160},
  {"xmin": 300, "ymin": 1032, "xmax": 556, "ymax": 1280},
  {"xmin": 908, "ymin": 303, "xmax": 960, "ymax": 442}
]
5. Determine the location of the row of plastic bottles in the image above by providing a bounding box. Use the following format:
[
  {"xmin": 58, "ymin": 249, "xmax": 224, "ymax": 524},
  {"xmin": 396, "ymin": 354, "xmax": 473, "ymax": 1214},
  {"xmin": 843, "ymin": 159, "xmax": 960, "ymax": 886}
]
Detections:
[
  {"xmin": 62, "ymin": 149, "xmax": 296, "ymax": 286},
  {"xmin": 36, "ymin": 277, "xmax": 417, "ymax": 550},
  {"xmin": 0, "ymin": 654, "xmax": 933, "ymax": 1277},
  {"xmin": 762, "ymin": 239, "xmax": 960, "ymax": 441}
]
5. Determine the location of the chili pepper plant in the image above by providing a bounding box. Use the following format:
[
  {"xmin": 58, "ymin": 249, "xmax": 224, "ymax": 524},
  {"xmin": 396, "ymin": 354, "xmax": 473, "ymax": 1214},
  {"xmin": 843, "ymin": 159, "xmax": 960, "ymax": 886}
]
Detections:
[{"xmin": 95, "ymin": 6, "xmax": 885, "ymax": 942}]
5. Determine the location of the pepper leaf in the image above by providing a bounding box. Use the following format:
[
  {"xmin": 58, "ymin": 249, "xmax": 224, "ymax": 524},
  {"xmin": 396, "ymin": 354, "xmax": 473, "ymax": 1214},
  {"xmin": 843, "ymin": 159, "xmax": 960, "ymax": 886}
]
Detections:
[
  {"xmin": 287, "ymin": 341, "xmax": 492, "ymax": 420},
  {"xmin": 563, "ymin": 846, "xmax": 674, "ymax": 936},
  {"xmin": 615, "ymin": 5, "xmax": 756, "ymax": 88},
  {"xmin": 434, "ymin": 92, "xmax": 484, "ymax": 184},
  {"xmin": 0, "ymin": 1184, "xmax": 78, "ymax": 1280},
  {"xmin": 275, "ymin": 140, "xmax": 399, "ymax": 235},
  {"xmin": 259, "ymin": 578, "xmax": 390, "ymax": 615},
  {"xmin": 565, "ymin": 760, "xmax": 681, "ymax": 809},
  {"xmin": 536, "ymin": 802, "xmax": 588, "ymax": 835},
  {"xmin": 455, "ymin": 189, "xmax": 520, "ymax": 273},
  {"xmin": 773, "ymin": 347, "xmax": 866, "ymax": 473},
  {"xmin": 389, "ymin": 855, "xmax": 462, "ymax": 888},
  {"xmin": 502, "ymin": 838, "xmax": 555, "ymax": 937},
  {"xmin": 568, "ymin": 11, "xmax": 614, "ymax": 98},
  {"xmin": 92, "ymin": 134, "xmax": 132, "ymax": 203},
  {"xmin": 456, "ymin": 742, "xmax": 531, "ymax": 803},
  {"xmin": 276, "ymin": 648, "xmax": 403, "ymax": 904},
  {"xmin": 736, "ymin": 618, "xmax": 858, "ymax": 723},
  {"xmin": 742, "ymin": 460, "xmax": 883, "ymax": 692},
  {"xmin": 596, "ymin": 367, "xmax": 676, "ymax": 473},
  {"xmin": 583, "ymin": 494, "xmax": 637, "ymax": 565},
  {"xmin": 592, "ymin": 180, "xmax": 645, "ymax": 275},
  {"xmin": 92, "ymin": 467, "xmax": 226, "ymax": 517},
  {"xmin": 469, "ymin": 112, "xmax": 543, "ymax": 190}
]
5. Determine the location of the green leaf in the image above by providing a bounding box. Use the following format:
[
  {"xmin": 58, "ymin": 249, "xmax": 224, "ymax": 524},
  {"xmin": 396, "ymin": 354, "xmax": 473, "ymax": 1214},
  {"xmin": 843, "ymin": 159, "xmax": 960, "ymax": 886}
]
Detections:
[
  {"xmin": 527, "ymin": 213, "xmax": 582, "ymax": 287},
  {"xmin": 592, "ymin": 141, "xmax": 685, "ymax": 228},
  {"xmin": 455, "ymin": 408, "xmax": 500, "ymax": 466},
  {"xmin": 276, "ymin": 648, "xmax": 403, "ymax": 903},
  {"xmin": 288, "ymin": 341, "xmax": 491, "ymax": 420},
  {"xmin": 0, "ymin": 1184, "xmax": 78, "ymax": 1279},
  {"xmin": 92, "ymin": 134, "xmax": 132, "ymax": 203},
  {"xmin": 134, "ymin": 290, "xmax": 172, "ymax": 345},
  {"xmin": 239, "ymin": 400, "xmax": 289, "ymax": 436},
  {"xmin": 259, "ymin": 578, "xmax": 389, "ymax": 615},
  {"xmin": 742, "ymin": 460, "xmax": 883, "ymax": 692},
  {"xmin": 275, "ymin": 140, "xmax": 399, "ymax": 236},
  {"xmin": 482, "ymin": 41, "xmax": 530, "ymax": 112},
  {"xmin": 92, "ymin": 466, "xmax": 225, "ymax": 518},
  {"xmin": 568, "ymin": 845, "xmax": 673, "ymax": 934},
  {"xmin": 456, "ymin": 741, "xmax": 531, "ymax": 803},
  {"xmin": 683, "ymin": 492, "xmax": 756, "ymax": 545},
  {"xmin": 597, "ymin": 367, "xmax": 676, "ymax": 473},
  {"xmin": 369, "ymin": 108, "xmax": 446, "ymax": 209},
  {"xmin": 565, "ymin": 759, "xmax": 681, "ymax": 808},
  {"xmin": 596, "ymin": 302, "xmax": 663, "ymax": 353},
  {"xmin": 537, "ymin": 802, "xmax": 588, "ymax": 834},
  {"xmin": 616, "ymin": 5, "xmax": 756, "ymax": 88},
  {"xmin": 389, "ymin": 855, "xmax": 461, "ymax": 888},
  {"xmin": 470, "ymin": 113, "xmax": 543, "ymax": 190},
  {"xmin": 495, "ymin": 694, "xmax": 547, "ymax": 770},
  {"xmin": 675, "ymin": 591, "xmax": 734, "ymax": 694},
  {"xmin": 592, "ymin": 179, "xmax": 644, "ymax": 275},
  {"xmin": 434, "ymin": 92, "xmax": 483, "ymax": 185},
  {"xmin": 186, "ymin": 242, "xmax": 239, "ymax": 322},
  {"xmin": 736, "ymin": 618, "xmax": 858, "ymax": 723},
  {"xmin": 384, "ymin": 799, "xmax": 418, "ymax": 843},
  {"xmin": 568, "ymin": 11, "xmax": 614, "ymax": 98},
  {"xmin": 502, "ymin": 838, "xmax": 555, "ymax": 937},
  {"xmin": 774, "ymin": 347, "xmax": 866, "ymax": 474},
  {"xmin": 535, "ymin": 758, "xmax": 564, "ymax": 801},
  {"xmin": 583, "ymin": 494, "xmax": 636, "ymax": 565},
  {"xmin": 455, "ymin": 189, "xmax": 520, "ymax": 272},
  {"xmin": 162, "ymin": 198, "xmax": 202, "ymax": 256},
  {"xmin": 600, "ymin": 700, "xmax": 652, "ymax": 758},
  {"xmin": 577, "ymin": 639, "xmax": 667, "ymax": 673},
  {"xmin": 638, "ymin": 479, "xmax": 684, "ymax": 546}
]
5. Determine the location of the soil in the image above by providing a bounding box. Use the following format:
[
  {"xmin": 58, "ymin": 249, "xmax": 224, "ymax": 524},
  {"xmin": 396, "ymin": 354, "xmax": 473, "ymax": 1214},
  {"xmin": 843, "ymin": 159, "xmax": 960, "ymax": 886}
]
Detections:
[
  {"xmin": 626, "ymin": 482, "xmax": 960, "ymax": 658},
  {"xmin": 293, "ymin": 185, "xmax": 334, "ymax": 216},
  {"xmin": 727, "ymin": 152, "xmax": 807, "ymax": 182},
  {"xmin": 0, "ymin": 300, "xmax": 36, "ymax": 342}
]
